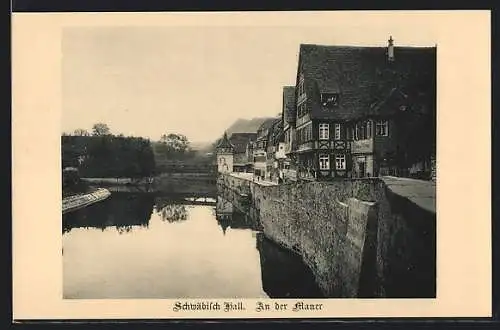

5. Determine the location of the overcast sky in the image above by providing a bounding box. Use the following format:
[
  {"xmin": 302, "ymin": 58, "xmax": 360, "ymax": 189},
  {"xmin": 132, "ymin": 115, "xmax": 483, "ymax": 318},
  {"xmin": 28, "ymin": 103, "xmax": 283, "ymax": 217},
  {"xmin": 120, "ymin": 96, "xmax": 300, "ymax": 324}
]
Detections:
[{"xmin": 62, "ymin": 16, "xmax": 437, "ymax": 142}]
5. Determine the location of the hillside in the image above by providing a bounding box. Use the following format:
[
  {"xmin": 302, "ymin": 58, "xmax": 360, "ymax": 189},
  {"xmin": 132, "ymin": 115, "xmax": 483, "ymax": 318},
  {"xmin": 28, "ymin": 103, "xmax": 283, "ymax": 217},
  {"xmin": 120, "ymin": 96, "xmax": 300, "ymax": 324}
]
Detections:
[{"xmin": 225, "ymin": 117, "xmax": 276, "ymax": 136}]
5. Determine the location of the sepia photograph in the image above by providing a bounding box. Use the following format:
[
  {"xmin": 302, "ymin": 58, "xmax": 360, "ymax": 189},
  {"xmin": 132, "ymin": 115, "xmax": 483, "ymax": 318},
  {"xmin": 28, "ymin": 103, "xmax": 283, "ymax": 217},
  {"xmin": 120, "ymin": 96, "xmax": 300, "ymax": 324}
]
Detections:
[
  {"xmin": 61, "ymin": 24, "xmax": 436, "ymax": 300},
  {"xmin": 12, "ymin": 10, "xmax": 491, "ymax": 319}
]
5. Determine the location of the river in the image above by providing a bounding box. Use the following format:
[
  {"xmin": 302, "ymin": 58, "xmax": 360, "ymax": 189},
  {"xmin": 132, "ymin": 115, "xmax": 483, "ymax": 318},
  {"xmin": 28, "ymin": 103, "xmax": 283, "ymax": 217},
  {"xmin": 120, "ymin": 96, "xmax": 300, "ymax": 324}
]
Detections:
[{"xmin": 62, "ymin": 191, "xmax": 323, "ymax": 299}]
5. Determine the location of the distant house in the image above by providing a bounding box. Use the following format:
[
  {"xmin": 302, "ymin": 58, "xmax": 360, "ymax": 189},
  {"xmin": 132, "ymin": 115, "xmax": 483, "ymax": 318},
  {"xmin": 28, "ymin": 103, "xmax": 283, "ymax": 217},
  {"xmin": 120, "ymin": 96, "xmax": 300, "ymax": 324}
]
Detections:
[
  {"xmin": 252, "ymin": 118, "xmax": 278, "ymax": 180},
  {"xmin": 229, "ymin": 132, "xmax": 257, "ymax": 173},
  {"xmin": 287, "ymin": 38, "xmax": 436, "ymax": 181},
  {"xmin": 266, "ymin": 119, "xmax": 285, "ymax": 183},
  {"xmin": 282, "ymin": 86, "xmax": 298, "ymax": 182}
]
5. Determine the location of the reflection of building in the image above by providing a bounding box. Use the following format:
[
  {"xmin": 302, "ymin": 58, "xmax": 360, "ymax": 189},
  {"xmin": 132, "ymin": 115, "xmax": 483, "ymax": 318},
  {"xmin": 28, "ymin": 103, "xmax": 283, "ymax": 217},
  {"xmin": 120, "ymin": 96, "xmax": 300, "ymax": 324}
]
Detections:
[
  {"xmin": 216, "ymin": 196, "xmax": 233, "ymax": 234},
  {"xmin": 215, "ymin": 196, "xmax": 261, "ymax": 234},
  {"xmin": 216, "ymin": 196, "xmax": 233, "ymax": 219}
]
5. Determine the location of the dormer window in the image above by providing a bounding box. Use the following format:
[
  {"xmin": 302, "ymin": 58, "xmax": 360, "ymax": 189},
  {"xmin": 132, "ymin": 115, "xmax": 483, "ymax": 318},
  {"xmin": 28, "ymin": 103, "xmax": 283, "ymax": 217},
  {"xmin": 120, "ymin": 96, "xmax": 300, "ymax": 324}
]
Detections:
[{"xmin": 321, "ymin": 93, "xmax": 339, "ymax": 107}]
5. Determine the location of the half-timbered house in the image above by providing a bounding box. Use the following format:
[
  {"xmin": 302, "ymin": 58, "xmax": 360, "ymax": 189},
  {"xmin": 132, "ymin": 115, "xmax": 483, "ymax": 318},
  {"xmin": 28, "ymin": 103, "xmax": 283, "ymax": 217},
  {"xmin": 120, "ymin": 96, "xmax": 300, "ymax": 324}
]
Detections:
[
  {"xmin": 253, "ymin": 118, "xmax": 279, "ymax": 180},
  {"xmin": 289, "ymin": 37, "xmax": 436, "ymax": 180},
  {"xmin": 229, "ymin": 132, "xmax": 257, "ymax": 173}
]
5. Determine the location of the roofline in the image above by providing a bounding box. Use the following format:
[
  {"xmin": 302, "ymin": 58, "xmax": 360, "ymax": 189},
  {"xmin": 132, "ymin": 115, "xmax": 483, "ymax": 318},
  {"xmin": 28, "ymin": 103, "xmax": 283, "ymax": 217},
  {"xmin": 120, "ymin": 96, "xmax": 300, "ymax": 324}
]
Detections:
[{"xmin": 299, "ymin": 43, "xmax": 437, "ymax": 50}]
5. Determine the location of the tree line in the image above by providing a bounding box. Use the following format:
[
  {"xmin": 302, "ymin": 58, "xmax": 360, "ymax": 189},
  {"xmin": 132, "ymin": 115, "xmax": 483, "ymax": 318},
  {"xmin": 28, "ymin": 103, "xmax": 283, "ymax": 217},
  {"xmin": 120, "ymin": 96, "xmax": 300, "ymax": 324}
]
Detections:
[
  {"xmin": 62, "ymin": 123, "xmax": 215, "ymax": 178},
  {"xmin": 62, "ymin": 123, "xmax": 155, "ymax": 178}
]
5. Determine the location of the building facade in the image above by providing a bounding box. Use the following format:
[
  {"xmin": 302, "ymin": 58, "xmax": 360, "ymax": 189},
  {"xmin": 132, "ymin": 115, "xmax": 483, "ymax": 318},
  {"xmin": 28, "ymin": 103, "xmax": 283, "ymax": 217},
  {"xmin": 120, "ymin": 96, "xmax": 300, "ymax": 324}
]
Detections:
[
  {"xmin": 287, "ymin": 38, "xmax": 436, "ymax": 181},
  {"xmin": 252, "ymin": 118, "xmax": 279, "ymax": 180},
  {"xmin": 282, "ymin": 86, "xmax": 298, "ymax": 182},
  {"xmin": 215, "ymin": 132, "xmax": 234, "ymax": 174},
  {"xmin": 266, "ymin": 119, "xmax": 285, "ymax": 183},
  {"xmin": 229, "ymin": 132, "xmax": 257, "ymax": 173}
]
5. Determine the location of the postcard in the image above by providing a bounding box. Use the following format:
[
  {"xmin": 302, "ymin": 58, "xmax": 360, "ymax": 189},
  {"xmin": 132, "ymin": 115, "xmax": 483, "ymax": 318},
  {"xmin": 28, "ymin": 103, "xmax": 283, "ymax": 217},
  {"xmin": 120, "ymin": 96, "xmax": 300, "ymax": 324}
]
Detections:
[{"xmin": 12, "ymin": 10, "xmax": 491, "ymax": 320}]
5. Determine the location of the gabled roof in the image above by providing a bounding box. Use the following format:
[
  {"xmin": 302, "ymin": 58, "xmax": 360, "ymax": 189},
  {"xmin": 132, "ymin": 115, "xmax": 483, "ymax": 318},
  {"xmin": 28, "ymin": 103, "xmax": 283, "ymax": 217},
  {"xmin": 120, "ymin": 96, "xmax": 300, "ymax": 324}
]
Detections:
[
  {"xmin": 216, "ymin": 132, "xmax": 234, "ymax": 150},
  {"xmin": 297, "ymin": 43, "xmax": 436, "ymax": 120},
  {"xmin": 229, "ymin": 132, "xmax": 257, "ymax": 153},
  {"xmin": 256, "ymin": 117, "xmax": 279, "ymax": 139},
  {"xmin": 268, "ymin": 119, "xmax": 284, "ymax": 146},
  {"xmin": 282, "ymin": 86, "xmax": 296, "ymax": 124}
]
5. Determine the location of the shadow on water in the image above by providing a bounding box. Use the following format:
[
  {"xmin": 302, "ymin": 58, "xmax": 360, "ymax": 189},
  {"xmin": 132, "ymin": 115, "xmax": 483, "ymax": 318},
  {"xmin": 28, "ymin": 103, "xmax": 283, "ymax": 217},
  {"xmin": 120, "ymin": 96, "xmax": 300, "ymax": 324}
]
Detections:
[
  {"xmin": 215, "ymin": 196, "xmax": 323, "ymax": 298},
  {"xmin": 62, "ymin": 192, "xmax": 155, "ymax": 234},
  {"xmin": 255, "ymin": 233, "xmax": 324, "ymax": 298}
]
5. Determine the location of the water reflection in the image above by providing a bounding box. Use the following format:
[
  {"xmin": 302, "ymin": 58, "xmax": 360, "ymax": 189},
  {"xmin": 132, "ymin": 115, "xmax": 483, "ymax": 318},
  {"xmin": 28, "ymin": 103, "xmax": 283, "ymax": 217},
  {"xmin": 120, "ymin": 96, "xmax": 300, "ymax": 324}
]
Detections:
[
  {"xmin": 63, "ymin": 193, "xmax": 154, "ymax": 234},
  {"xmin": 63, "ymin": 192, "xmax": 322, "ymax": 299},
  {"xmin": 215, "ymin": 196, "xmax": 261, "ymax": 234}
]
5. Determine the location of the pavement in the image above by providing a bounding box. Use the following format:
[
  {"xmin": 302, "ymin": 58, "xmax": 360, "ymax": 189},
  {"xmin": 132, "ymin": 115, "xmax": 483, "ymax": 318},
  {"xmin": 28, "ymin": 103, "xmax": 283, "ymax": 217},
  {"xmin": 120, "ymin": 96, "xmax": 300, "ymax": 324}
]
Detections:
[
  {"xmin": 229, "ymin": 172, "xmax": 278, "ymax": 187},
  {"xmin": 228, "ymin": 172, "xmax": 435, "ymax": 213},
  {"xmin": 381, "ymin": 176, "xmax": 436, "ymax": 214}
]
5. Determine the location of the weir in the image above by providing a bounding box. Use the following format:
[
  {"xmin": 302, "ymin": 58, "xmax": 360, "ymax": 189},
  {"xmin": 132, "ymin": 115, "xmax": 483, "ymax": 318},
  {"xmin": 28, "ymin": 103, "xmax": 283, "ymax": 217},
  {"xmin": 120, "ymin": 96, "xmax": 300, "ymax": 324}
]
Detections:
[{"xmin": 217, "ymin": 173, "xmax": 436, "ymax": 298}]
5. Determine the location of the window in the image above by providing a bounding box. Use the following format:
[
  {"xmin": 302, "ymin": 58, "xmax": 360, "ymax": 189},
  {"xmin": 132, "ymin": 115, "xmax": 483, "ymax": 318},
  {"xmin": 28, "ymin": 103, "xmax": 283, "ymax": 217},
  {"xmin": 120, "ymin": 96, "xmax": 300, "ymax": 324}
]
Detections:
[
  {"xmin": 321, "ymin": 93, "xmax": 339, "ymax": 107},
  {"xmin": 297, "ymin": 103, "xmax": 307, "ymax": 118},
  {"xmin": 360, "ymin": 122, "xmax": 366, "ymax": 140},
  {"xmin": 335, "ymin": 154, "xmax": 346, "ymax": 170},
  {"xmin": 347, "ymin": 126, "xmax": 354, "ymax": 140},
  {"xmin": 376, "ymin": 120, "xmax": 389, "ymax": 136},
  {"xmin": 319, "ymin": 154, "xmax": 330, "ymax": 170},
  {"xmin": 366, "ymin": 120, "xmax": 372, "ymax": 139},
  {"xmin": 355, "ymin": 124, "xmax": 359, "ymax": 140},
  {"xmin": 319, "ymin": 123, "xmax": 329, "ymax": 140},
  {"xmin": 298, "ymin": 79, "xmax": 305, "ymax": 97},
  {"xmin": 335, "ymin": 123, "xmax": 341, "ymax": 140}
]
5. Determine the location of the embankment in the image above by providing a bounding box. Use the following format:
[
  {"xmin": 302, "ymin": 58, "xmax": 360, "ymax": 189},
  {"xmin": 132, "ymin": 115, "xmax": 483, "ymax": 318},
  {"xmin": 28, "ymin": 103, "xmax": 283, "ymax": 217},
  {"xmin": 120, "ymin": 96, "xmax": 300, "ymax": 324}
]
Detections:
[
  {"xmin": 62, "ymin": 188, "xmax": 111, "ymax": 214},
  {"xmin": 82, "ymin": 174, "xmax": 217, "ymax": 196},
  {"xmin": 217, "ymin": 174, "xmax": 436, "ymax": 298}
]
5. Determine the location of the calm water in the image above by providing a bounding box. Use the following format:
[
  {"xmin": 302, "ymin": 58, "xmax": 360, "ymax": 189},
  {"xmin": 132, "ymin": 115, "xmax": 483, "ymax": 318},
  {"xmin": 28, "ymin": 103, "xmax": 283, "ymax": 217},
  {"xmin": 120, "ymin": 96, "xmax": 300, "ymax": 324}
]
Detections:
[{"xmin": 62, "ymin": 192, "xmax": 323, "ymax": 299}]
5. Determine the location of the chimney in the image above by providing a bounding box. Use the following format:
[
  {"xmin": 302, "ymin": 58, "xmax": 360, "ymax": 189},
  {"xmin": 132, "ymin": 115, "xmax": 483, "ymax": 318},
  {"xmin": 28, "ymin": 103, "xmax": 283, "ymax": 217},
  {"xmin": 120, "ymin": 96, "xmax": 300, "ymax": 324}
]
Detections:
[{"xmin": 387, "ymin": 36, "xmax": 395, "ymax": 62}]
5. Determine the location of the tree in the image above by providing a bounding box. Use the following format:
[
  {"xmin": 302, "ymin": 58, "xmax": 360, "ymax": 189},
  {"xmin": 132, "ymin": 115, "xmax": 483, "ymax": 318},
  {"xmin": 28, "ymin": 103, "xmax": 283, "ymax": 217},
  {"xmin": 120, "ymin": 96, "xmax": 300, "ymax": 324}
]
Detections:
[
  {"xmin": 159, "ymin": 133, "xmax": 190, "ymax": 153},
  {"xmin": 92, "ymin": 123, "xmax": 111, "ymax": 136},
  {"xmin": 73, "ymin": 128, "xmax": 90, "ymax": 136}
]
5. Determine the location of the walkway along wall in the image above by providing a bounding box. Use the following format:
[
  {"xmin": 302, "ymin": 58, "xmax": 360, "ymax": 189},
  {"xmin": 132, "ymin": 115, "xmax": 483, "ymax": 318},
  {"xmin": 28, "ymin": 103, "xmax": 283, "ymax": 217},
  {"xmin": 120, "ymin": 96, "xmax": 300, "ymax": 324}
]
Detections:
[{"xmin": 217, "ymin": 174, "xmax": 436, "ymax": 298}]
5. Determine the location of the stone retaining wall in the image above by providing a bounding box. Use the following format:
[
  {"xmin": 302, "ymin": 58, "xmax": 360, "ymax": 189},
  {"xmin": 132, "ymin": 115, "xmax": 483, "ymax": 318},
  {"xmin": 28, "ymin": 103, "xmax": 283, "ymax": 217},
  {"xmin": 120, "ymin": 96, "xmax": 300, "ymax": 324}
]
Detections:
[{"xmin": 217, "ymin": 174, "xmax": 436, "ymax": 298}]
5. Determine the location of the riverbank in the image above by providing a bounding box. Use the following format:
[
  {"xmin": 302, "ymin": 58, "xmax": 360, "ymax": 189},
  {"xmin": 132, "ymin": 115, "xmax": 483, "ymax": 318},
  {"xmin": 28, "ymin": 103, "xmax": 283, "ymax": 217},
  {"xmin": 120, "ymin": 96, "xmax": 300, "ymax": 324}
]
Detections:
[{"xmin": 82, "ymin": 174, "xmax": 217, "ymax": 196}]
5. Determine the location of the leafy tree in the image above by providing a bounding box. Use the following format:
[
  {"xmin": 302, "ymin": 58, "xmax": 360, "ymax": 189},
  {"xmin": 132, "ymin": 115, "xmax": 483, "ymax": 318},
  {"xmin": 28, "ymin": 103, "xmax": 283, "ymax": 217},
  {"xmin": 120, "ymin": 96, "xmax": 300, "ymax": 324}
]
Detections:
[
  {"xmin": 73, "ymin": 128, "xmax": 90, "ymax": 136},
  {"xmin": 159, "ymin": 133, "xmax": 190, "ymax": 153},
  {"xmin": 61, "ymin": 135, "xmax": 155, "ymax": 178},
  {"xmin": 92, "ymin": 123, "xmax": 111, "ymax": 136}
]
